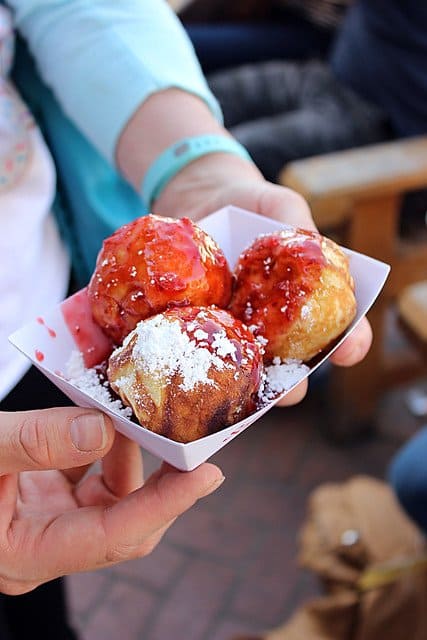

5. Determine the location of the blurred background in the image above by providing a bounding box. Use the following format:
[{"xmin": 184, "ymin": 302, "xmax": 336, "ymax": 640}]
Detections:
[{"xmin": 67, "ymin": 1, "xmax": 427, "ymax": 638}]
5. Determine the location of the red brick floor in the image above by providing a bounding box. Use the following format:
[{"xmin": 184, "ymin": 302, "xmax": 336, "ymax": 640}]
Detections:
[{"xmin": 67, "ymin": 378, "xmax": 426, "ymax": 640}]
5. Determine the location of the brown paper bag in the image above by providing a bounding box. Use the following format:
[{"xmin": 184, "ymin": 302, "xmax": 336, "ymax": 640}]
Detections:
[{"xmin": 236, "ymin": 477, "xmax": 427, "ymax": 640}]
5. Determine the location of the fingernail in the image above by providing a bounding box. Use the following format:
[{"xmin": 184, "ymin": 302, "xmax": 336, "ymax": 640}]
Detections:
[
  {"xmin": 70, "ymin": 413, "xmax": 107, "ymax": 452},
  {"xmin": 347, "ymin": 341, "xmax": 363, "ymax": 364},
  {"xmin": 209, "ymin": 474, "xmax": 226, "ymax": 491}
]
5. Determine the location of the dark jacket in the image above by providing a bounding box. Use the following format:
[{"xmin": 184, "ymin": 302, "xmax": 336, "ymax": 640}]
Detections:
[{"xmin": 331, "ymin": 0, "xmax": 427, "ymax": 136}]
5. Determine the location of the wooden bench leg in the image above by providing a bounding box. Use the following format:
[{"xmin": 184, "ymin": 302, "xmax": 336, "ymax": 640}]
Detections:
[
  {"xmin": 319, "ymin": 300, "xmax": 386, "ymax": 441},
  {"xmin": 319, "ymin": 195, "xmax": 399, "ymax": 441}
]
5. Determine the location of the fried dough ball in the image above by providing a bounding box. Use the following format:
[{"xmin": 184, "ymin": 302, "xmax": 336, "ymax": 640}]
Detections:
[
  {"xmin": 230, "ymin": 227, "xmax": 357, "ymax": 362},
  {"xmin": 88, "ymin": 215, "xmax": 232, "ymax": 344},
  {"xmin": 107, "ymin": 306, "xmax": 263, "ymax": 443}
]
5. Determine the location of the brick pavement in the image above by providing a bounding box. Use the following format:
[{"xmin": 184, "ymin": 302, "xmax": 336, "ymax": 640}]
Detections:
[{"xmin": 67, "ymin": 379, "xmax": 425, "ymax": 640}]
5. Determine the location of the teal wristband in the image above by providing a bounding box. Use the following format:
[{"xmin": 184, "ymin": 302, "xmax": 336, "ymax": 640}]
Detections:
[{"xmin": 141, "ymin": 134, "xmax": 253, "ymax": 209}]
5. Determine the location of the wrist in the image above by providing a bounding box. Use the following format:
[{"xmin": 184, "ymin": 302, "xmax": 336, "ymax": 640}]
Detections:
[
  {"xmin": 116, "ymin": 88, "xmax": 227, "ymax": 190},
  {"xmin": 142, "ymin": 134, "xmax": 255, "ymax": 211},
  {"xmin": 152, "ymin": 151, "xmax": 264, "ymax": 220},
  {"xmin": 116, "ymin": 87, "xmax": 266, "ymax": 220}
]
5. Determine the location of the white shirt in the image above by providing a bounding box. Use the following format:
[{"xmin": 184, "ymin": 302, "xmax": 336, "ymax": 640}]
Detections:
[{"xmin": 0, "ymin": 7, "xmax": 69, "ymax": 400}]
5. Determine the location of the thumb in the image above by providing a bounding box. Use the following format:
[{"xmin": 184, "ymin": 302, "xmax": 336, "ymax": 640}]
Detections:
[
  {"xmin": 0, "ymin": 408, "xmax": 115, "ymax": 474},
  {"xmin": 257, "ymin": 182, "xmax": 317, "ymax": 231}
]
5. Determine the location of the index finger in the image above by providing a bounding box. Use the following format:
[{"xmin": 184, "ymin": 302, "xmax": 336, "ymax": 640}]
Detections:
[
  {"xmin": 273, "ymin": 318, "xmax": 372, "ymax": 409},
  {"xmin": 34, "ymin": 462, "xmax": 224, "ymax": 578},
  {"xmin": 256, "ymin": 183, "xmax": 318, "ymax": 231},
  {"xmin": 329, "ymin": 316, "xmax": 373, "ymax": 367}
]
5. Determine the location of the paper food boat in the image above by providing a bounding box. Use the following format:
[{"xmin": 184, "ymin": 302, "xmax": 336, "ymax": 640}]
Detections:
[{"xmin": 10, "ymin": 206, "xmax": 390, "ymax": 471}]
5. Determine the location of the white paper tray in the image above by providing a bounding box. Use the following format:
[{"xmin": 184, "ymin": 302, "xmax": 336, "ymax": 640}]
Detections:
[{"xmin": 10, "ymin": 206, "xmax": 390, "ymax": 470}]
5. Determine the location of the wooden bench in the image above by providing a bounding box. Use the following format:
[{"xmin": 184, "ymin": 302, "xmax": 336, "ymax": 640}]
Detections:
[{"xmin": 281, "ymin": 136, "xmax": 427, "ymax": 439}]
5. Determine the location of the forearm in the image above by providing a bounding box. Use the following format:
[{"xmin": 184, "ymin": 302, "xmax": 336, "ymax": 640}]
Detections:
[
  {"xmin": 117, "ymin": 88, "xmax": 228, "ymax": 189},
  {"xmin": 9, "ymin": 0, "xmax": 222, "ymax": 163},
  {"xmin": 116, "ymin": 88, "xmax": 263, "ymax": 218}
]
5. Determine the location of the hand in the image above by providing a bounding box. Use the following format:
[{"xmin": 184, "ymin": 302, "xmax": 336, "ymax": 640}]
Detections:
[
  {"xmin": 116, "ymin": 90, "xmax": 372, "ymax": 408},
  {"xmin": 0, "ymin": 407, "xmax": 224, "ymax": 595},
  {"xmin": 153, "ymin": 152, "xmax": 373, "ymax": 407}
]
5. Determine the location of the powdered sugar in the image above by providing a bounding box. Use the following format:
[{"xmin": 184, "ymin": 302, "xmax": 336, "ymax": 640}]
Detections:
[
  {"xmin": 211, "ymin": 330, "xmax": 237, "ymax": 360},
  {"xmin": 259, "ymin": 357, "xmax": 309, "ymax": 404},
  {"xmin": 116, "ymin": 314, "xmax": 237, "ymax": 393},
  {"xmin": 65, "ymin": 351, "xmax": 132, "ymax": 418},
  {"xmin": 193, "ymin": 328, "xmax": 209, "ymax": 341},
  {"xmin": 300, "ymin": 304, "xmax": 310, "ymax": 319}
]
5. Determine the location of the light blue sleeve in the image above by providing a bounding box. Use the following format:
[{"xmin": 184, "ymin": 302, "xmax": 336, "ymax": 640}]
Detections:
[{"xmin": 8, "ymin": 0, "xmax": 223, "ymax": 164}]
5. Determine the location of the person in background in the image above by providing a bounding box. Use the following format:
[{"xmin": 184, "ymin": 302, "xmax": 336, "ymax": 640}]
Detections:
[
  {"xmin": 390, "ymin": 428, "xmax": 427, "ymax": 535},
  {"xmin": 180, "ymin": 0, "xmax": 351, "ymax": 73},
  {"xmin": 0, "ymin": 1, "xmax": 372, "ymax": 639},
  {"xmin": 207, "ymin": 0, "xmax": 426, "ymax": 182}
]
